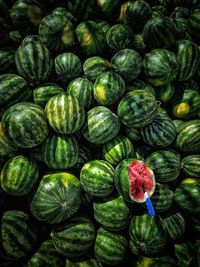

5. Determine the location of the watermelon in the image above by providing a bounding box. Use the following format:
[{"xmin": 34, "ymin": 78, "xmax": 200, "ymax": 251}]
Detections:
[
  {"xmin": 80, "ymin": 160, "xmax": 114, "ymax": 197},
  {"xmin": 0, "ymin": 48, "xmax": 15, "ymax": 71},
  {"xmin": 111, "ymin": 49, "xmax": 142, "ymax": 82},
  {"xmin": 15, "ymin": 40, "xmax": 52, "ymax": 84},
  {"xmin": 157, "ymin": 83, "xmax": 175, "ymax": 104},
  {"xmin": 45, "ymin": 93, "xmax": 85, "ymax": 135},
  {"xmin": 189, "ymin": 9, "xmax": 200, "ymax": 33},
  {"xmin": 152, "ymin": 5, "xmax": 167, "ymax": 17},
  {"xmin": 0, "ymin": 122, "xmax": 17, "ymax": 158},
  {"xmin": 83, "ymin": 56, "xmax": 111, "ymax": 82},
  {"xmin": 33, "ymin": 83, "xmax": 64, "ymax": 108},
  {"xmin": 132, "ymin": 33, "xmax": 146, "ymax": 54},
  {"xmin": 146, "ymin": 150, "xmax": 181, "ymax": 183},
  {"xmin": 42, "ymin": 134, "xmax": 79, "ymax": 170},
  {"xmin": 2, "ymin": 102, "xmax": 49, "ymax": 148},
  {"xmin": 93, "ymin": 71, "xmax": 125, "ymax": 106},
  {"xmin": 143, "ymin": 49, "xmax": 178, "ymax": 87},
  {"xmin": 1, "ymin": 210, "xmax": 37, "ymax": 260},
  {"xmin": 73, "ymin": 145, "xmax": 92, "ymax": 170},
  {"xmin": 117, "ymin": 90, "xmax": 158, "ymax": 128},
  {"xmin": 30, "ymin": 172, "xmax": 82, "ymax": 224},
  {"xmin": 67, "ymin": 0, "xmax": 98, "ymax": 21},
  {"xmin": 97, "ymin": 0, "xmax": 121, "ymax": 18},
  {"xmin": 126, "ymin": 79, "xmax": 156, "ymax": 97},
  {"xmin": 1, "ymin": 155, "xmax": 39, "ymax": 196},
  {"xmin": 65, "ymin": 258, "xmax": 102, "ymax": 267},
  {"xmin": 93, "ymin": 195, "xmax": 131, "ymax": 231},
  {"xmin": 39, "ymin": 14, "xmax": 75, "ymax": 52},
  {"xmin": 124, "ymin": 126, "xmax": 142, "ymax": 141},
  {"xmin": 135, "ymin": 256, "xmax": 175, "ymax": 267},
  {"xmin": 174, "ymin": 242, "xmax": 193, "ymax": 267},
  {"xmin": 173, "ymin": 119, "xmax": 184, "ymax": 131},
  {"xmin": 102, "ymin": 135, "xmax": 134, "ymax": 165},
  {"xmin": 177, "ymin": 79, "xmax": 199, "ymax": 92},
  {"xmin": 55, "ymin": 52, "xmax": 82, "ymax": 82},
  {"xmin": 82, "ymin": 106, "xmax": 120, "ymax": 145},
  {"xmin": 96, "ymin": 20, "xmax": 111, "ymax": 34},
  {"xmin": 76, "ymin": 20, "xmax": 106, "ymax": 57},
  {"xmin": 171, "ymin": 7, "xmax": 190, "ymax": 19},
  {"xmin": 52, "ymin": 216, "xmax": 95, "ymax": 258},
  {"xmin": 182, "ymin": 155, "xmax": 200, "ymax": 178},
  {"xmin": 94, "ymin": 227, "xmax": 128, "ymax": 265},
  {"xmin": 129, "ymin": 214, "xmax": 166, "ymax": 256},
  {"xmin": 114, "ymin": 159, "xmax": 155, "ymax": 203},
  {"xmin": 174, "ymin": 178, "xmax": 200, "ymax": 214},
  {"xmin": 67, "ymin": 78, "xmax": 93, "ymax": 109},
  {"xmin": 141, "ymin": 113, "xmax": 176, "ymax": 148},
  {"xmin": 51, "ymin": 7, "xmax": 77, "ymax": 25}
]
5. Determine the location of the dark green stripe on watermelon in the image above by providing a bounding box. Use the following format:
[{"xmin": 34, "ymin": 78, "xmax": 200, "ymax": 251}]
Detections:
[
  {"xmin": 182, "ymin": 155, "xmax": 200, "ymax": 177},
  {"xmin": 52, "ymin": 7, "xmax": 77, "ymax": 25},
  {"xmin": 0, "ymin": 48, "xmax": 15, "ymax": 71},
  {"xmin": 0, "ymin": 122, "xmax": 17, "ymax": 158},
  {"xmin": 189, "ymin": 9, "xmax": 200, "ymax": 33},
  {"xmin": 66, "ymin": 258, "xmax": 102, "ymax": 267}
]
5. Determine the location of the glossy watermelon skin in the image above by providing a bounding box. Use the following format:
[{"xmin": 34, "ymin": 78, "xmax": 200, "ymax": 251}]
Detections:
[
  {"xmin": 111, "ymin": 49, "xmax": 142, "ymax": 82},
  {"xmin": 67, "ymin": 78, "xmax": 93, "ymax": 109},
  {"xmin": 52, "ymin": 7, "xmax": 77, "ymax": 25},
  {"xmin": 117, "ymin": 90, "xmax": 158, "ymax": 128},
  {"xmin": 94, "ymin": 71, "xmax": 125, "ymax": 106},
  {"xmin": 141, "ymin": 113, "xmax": 176, "ymax": 148},
  {"xmin": 95, "ymin": 227, "xmax": 128, "ymax": 265},
  {"xmin": 31, "ymin": 172, "xmax": 82, "ymax": 224},
  {"xmin": 157, "ymin": 83, "xmax": 175, "ymax": 104},
  {"xmin": 83, "ymin": 56, "xmax": 111, "ymax": 81},
  {"xmin": 182, "ymin": 155, "xmax": 200, "ymax": 178},
  {"xmin": 52, "ymin": 216, "xmax": 95, "ymax": 258},
  {"xmin": 176, "ymin": 40, "xmax": 200, "ymax": 81},
  {"xmin": 0, "ymin": 48, "xmax": 15, "ymax": 71},
  {"xmin": 66, "ymin": 258, "xmax": 102, "ymax": 267},
  {"xmin": 45, "ymin": 93, "xmax": 85, "ymax": 135},
  {"xmin": 15, "ymin": 41, "xmax": 52, "ymax": 84},
  {"xmin": 33, "ymin": 83, "xmax": 64, "ymax": 108},
  {"xmin": 39, "ymin": 14, "xmax": 75, "ymax": 52},
  {"xmin": 82, "ymin": 106, "xmax": 120, "ymax": 145},
  {"xmin": 42, "ymin": 135, "xmax": 79, "ymax": 170},
  {"xmin": 129, "ymin": 214, "xmax": 166, "ymax": 256},
  {"xmin": 76, "ymin": 20, "xmax": 106, "ymax": 57},
  {"xmin": 0, "ymin": 122, "xmax": 17, "ymax": 158},
  {"xmin": 1, "ymin": 155, "xmax": 39, "ymax": 196},
  {"xmin": 189, "ymin": 9, "xmax": 200, "ymax": 33},
  {"xmin": 146, "ymin": 150, "xmax": 181, "ymax": 183},
  {"xmin": 143, "ymin": 16, "xmax": 176, "ymax": 49},
  {"xmin": 0, "ymin": 74, "xmax": 31, "ymax": 110},
  {"xmin": 175, "ymin": 178, "xmax": 200, "ymax": 214},
  {"xmin": 176, "ymin": 120, "xmax": 200, "ymax": 153},
  {"xmin": 143, "ymin": 49, "xmax": 178, "ymax": 87},
  {"xmin": 102, "ymin": 135, "xmax": 134, "ymax": 165},
  {"xmin": 151, "ymin": 183, "xmax": 174, "ymax": 213},
  {"xmin": 26, "ymin": 240, "xmax": 65, "ymax": 267},
  {"xmin": 80, "ymin": 160, "xmax": 114, "ymax": 197},
  {"xmin": 55, "ymin": 52, "xmax": 82, "ymax": 82},
  {"xmin": 1, "ymin": 210, "xmax": 37, "ymax": 260},
  {"xmin": 2, "ymin": 102, "xmax": 49, "ymax": 148},
  {"xmin": 106, "ymin": 24, "xmax": 133, "ymax": 52},
  {"xmin": 93, "ymin": 195, "xmax": 131, "ymax": 231}
]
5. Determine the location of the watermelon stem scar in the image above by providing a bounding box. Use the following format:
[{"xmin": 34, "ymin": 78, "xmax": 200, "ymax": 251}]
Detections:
[{"xmin": 128, "ymin": 160, "xmax": 155, "ymax": 203}]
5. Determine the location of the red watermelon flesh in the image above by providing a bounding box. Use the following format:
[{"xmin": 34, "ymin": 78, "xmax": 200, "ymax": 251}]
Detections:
[{"xmin": 128, "ymin": 160, "xmax": 155, "ymax": 203}]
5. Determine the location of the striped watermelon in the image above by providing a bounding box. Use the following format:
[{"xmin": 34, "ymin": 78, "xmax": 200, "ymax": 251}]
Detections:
[
  {"xmin": 96, "ymin": 20, "xmax": 110, "ymax": 34},
  {"xmin": 26, "ymin": 239, "xmax": 65, "ymax": 267},
  {"xmin": 174, "ymin": 242, "xmax": 193, "ymax": 267},
  {"xmin": 67, "ymin": 78, "xmax": 93, "ymax": 109},
  {"xmin": 157, "ymin": 83, "xmax": 175, "ymax": 104},
  {"xmin": 176, "ymin": 120, "xmax": 200, "ymax": 153},
  {"xmin": 152, "ymin": 5, "xmax": 167, "ymax": 17},
  {"xmin": 117, "ymin": 90, "xmax": 158, "ymax": 128},
  {"xmin": 1, "ymin": 210, "xmax": 37, "ymax": 260},
  {"xmin": 67, "ymin": 0, "xmax": 98, "ymax": 21},
  {"xmin": 182, "ymin": 155, "xmax": 200, "ymax": 178},
  {"xmin": 173, "ymin": 119, "xmax": 184, "ymax": 131},
  {"xmin": 129, "ymin": 214, "xmax": 166, "ymax": 256},
  {"xmin": 132, "ymin": 33, "xmax": 146, "ymax": 54},
  {"xmin": 143, "ymin": 49, "xmax": 178, "ymax": 87},
  {"xmin": 0, "ymin": 122, "xmax": 17, "ymax": 158},
  {"xmin": 189, "ymin": 9, "xmax": 200, "ymax": 33},
  {"xmin": 141, "ymin": 113, "xmax": 176, "ymax": 148},
  {"xmin": 80, "ymin": 160, "xmax": 114, "ymax": 197},
  {"xmin": 15, "ymin": 40, "xmax": 52, "ymax": 84},
  {"xmin": 42, "ymin": 134, "xmax": 79, "ymax": 170},
  {"xmin": 31, "ymin": 172, "xmax": 82, "ymax": 224},
  {"xmin": 0, "ymin": 74, "xmax": 31, "ymax": 110},
  {"xmin": 102, "ymin": 135, "xmax": 134, "ymax": 165},
  {"xmin": 0, "ymin": 48, "xmax": 15, "ymax": 71},
  {"xmin": 94, "ymin": 71, "xmax": 125, "ymax": 106},
  {"xmin": 73, "ymin": 145, "xmax": 92, "ymax": 170},
  {"xmin": 52, "ymin": 7, "xmax": 77, "ymax": 25},
  {"xmin": 111, "ymin": 49, "xmax": 142, "ymax": 82},
  {"xmin": 124, "ymin": 126, "xmax": 142, "ymax": 141},
  {"xmin": 174, "ymin": 178, "xmax": 200, "ymax": 214},
  {"xmin": 135, "ymin": 256, "xmax": 175, "ymax": 267},
  {"xmin": 1, "ymin": 155, "xmax": 39, "ymax": 196},
  {"xmin": 126, "ymin": 79, "xmax": 156, "ymax": 97},
  {"xmin": 66, "ymin": 259, "xmax": 102, "ymax": 267},
  {"xmin": 39, "ymin": 14, "xmax": 75, "ymax": 52},
  {"xmin": 45, "ymin": 93, "xmax": 85, "ymax": 135},
  {"xmin": 76, "ymin": 20, "xmax": 106, "ymax": 57},
  {"xmin": 33, "ymin": 83, "xmax": 64, "ymax": 108},
  {"xmin": 93, "ymin": 195, "xmax": 131, "ymax": 231},
  {"xmin": 83, "ymin": 56, "xmax": 111, "ymax": 81},
  {"xmin": 95, "ymin": 227, "xmax": 128, "ymax": 265},
  {"xmin": 150, "ymin": 183, "xmax": 174, "ymax": 213},
  {"xmin": 82, "ymin": 106, "xmax": 120, "ymax": 145},
  {"xmin": 2, "ymin": 102, "xmax": 49, "ymax": 148},
  {"xmin": 52, "ymin": 216, "xmax": 95, "ymax": 258},
  {"xmin": 55, "ymin": 52, "xmax": 82, "ymax": 82},
  {"xmin": 146, "ymin": 150, "xmax": 181, "ymax": 183},
  {"xmin": 176, "ymin": 40, "xmax": 200, "ymax": 81}
]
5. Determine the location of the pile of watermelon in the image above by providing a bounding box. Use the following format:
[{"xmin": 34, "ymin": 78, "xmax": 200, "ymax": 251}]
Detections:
[{"xmin": 1, "ymin": 0, "xmax": 200, "ymax": 266}]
